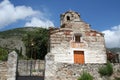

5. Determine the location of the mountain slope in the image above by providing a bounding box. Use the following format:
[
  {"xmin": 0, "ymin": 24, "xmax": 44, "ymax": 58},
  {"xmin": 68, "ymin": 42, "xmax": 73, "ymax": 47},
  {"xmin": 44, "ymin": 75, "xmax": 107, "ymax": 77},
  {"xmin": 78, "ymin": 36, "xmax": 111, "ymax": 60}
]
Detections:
[
  {"xmin": 0, "ymin": 27, "xmax": 41, "ymax": 38},
  {"xmin": 0, "ymin": 27, "xmax": 45, "ymax": 56}
]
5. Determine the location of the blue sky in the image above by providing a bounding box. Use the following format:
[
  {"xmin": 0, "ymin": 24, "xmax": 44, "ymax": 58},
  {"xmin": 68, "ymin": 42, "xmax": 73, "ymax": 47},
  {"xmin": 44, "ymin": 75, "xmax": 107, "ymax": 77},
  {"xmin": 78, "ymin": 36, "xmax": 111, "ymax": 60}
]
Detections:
[{"xmin": 0, "ymin": 0, "xmax": 120, "ymax": 48}]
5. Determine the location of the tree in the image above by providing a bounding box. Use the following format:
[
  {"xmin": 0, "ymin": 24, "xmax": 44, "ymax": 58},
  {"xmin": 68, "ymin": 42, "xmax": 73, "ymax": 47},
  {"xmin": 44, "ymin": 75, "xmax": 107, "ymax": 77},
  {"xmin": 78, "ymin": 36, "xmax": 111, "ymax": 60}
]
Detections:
[{"xmin": 22, "ymin": 28, "xmax": 49, "ymax": 60}]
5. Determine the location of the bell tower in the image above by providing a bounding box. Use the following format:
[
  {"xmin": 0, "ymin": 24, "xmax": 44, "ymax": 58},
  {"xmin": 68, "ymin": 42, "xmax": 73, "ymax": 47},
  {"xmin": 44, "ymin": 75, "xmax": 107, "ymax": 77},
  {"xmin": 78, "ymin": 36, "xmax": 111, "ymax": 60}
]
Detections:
[{"xmin": 60, "ymin": 10, "xmax": 81, "ymax": 28}]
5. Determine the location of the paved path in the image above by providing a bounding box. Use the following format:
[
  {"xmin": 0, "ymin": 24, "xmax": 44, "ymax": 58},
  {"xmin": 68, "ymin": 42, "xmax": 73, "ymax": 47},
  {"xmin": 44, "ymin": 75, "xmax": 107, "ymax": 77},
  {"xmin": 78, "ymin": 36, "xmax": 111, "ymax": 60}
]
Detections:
[{"xmin": 17, "ymin": 76, "xmax": 44, "ymax": 80}]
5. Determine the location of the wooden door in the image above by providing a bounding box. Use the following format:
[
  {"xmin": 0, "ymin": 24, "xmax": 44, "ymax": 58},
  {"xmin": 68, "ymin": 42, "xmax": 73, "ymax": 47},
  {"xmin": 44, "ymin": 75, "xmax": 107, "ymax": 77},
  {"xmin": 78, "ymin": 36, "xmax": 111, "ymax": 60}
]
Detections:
[{"xmin": 74, "ymin": 51, "xmax": 84, "ymax": 64}]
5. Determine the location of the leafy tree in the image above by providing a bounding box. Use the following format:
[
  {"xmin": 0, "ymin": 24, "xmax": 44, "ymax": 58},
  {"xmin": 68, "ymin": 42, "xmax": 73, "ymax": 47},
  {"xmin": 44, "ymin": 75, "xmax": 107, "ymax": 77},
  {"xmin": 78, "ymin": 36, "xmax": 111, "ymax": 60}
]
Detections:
[{"xmin": 22, "ymin": 28, "xmax": 49, "ymax": 60}]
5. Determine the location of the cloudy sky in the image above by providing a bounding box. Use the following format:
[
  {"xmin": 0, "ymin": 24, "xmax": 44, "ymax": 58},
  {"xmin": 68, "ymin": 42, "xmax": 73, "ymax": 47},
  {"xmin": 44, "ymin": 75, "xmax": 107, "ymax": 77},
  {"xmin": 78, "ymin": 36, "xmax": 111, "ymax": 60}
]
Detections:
[{"xmin": 0, "ymin": 0, "xmax": 120, "ymax": 48}]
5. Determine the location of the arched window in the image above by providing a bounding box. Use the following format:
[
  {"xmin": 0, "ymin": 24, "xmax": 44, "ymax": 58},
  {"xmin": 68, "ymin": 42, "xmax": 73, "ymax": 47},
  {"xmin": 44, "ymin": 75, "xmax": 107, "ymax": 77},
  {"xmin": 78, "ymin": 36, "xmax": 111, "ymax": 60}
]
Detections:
[{"xmin": 67, "ymin": 16, "xmax": 70, "ymax": 21}]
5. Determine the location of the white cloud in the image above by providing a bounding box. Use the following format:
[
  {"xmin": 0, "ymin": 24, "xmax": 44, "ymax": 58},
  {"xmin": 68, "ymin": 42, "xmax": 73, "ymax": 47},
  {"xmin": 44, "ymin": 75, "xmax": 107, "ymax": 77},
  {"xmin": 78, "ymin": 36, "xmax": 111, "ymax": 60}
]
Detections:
[
  {"xmin": 0, "ymin": 0, "xmax": 54, "ymax": 29},
  {"xmin": 25, "ymin": 17, "xmax": 54, "ymax": 28},
  {"xmin": 102, "ymin": 25, "xmax": 120, "ymax": 48},
  {"xmin": 0, "ymin": 0, "xmax": 38, "ymax": 29}
]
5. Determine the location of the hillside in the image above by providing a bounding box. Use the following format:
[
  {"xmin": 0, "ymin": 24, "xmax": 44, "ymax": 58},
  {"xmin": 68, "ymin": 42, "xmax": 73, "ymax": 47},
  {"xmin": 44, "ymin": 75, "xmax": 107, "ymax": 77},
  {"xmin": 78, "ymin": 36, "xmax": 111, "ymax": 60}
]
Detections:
[
  {"xmin": 107, "ymin": 48, "xmax": 120, "ymax": 53},
  {"xmin": 0, "ymin": 27, "xmax": 49, "ymax": 59},
  {"xmin": 0, "ymin": 27, "xmax": 41, "ymax": 38},
  {"xmin": 0, "ymin": 27, "xmax": 39, "ymax": 56}
]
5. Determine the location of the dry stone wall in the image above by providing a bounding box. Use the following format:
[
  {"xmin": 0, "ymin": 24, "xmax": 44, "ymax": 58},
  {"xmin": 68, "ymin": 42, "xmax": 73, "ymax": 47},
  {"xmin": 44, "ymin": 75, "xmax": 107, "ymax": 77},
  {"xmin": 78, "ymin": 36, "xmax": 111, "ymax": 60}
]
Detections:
[
  {"xmin": 0, "ymin": 51, "xmax": 18, "ymax": 80},
  {"xmin": 45, "ymin": 59, "xmax": 120, "ymax": 80},
  {"xmin": 0, "ymin": 62, "xmax": 7, "ymax": 80},
  {"xmin": 0, "ymin": 52, "xmax": 45, "ymax": 80}
]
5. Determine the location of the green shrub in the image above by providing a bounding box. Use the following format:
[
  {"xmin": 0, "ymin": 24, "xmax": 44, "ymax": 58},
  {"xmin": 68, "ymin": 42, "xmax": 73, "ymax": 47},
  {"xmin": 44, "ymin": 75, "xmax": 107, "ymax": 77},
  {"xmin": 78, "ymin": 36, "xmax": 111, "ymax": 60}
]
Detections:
[
  {"xmin": 78, "ymin": 71, "xmax": 93, "ymax": 80},
  {"xmin": 98, "ymin": 66, "xmax": 108, "ymax": 75},
  {"xmin": 0, "ymin": 48, "xmax": 8, "ymax": 61},
  {"xmin": 107, "ymin": 61, "xmax": 113, "ymax": 76},
  {"xmin": 98, "ymin": 61, "xmax": 113, "ymax": 76}
]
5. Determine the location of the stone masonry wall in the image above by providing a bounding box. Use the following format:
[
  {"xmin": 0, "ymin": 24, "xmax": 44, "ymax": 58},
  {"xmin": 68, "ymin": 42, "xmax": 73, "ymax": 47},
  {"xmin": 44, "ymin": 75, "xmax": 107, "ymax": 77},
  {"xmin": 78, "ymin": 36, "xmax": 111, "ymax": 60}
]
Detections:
[
  {"xmin": 0, "ymin": 52, "xmax": 45, "ymax": 80},
  {"xmin": 0, "ymin": 51, "xmax": 18, "ymax": 80},
  {"xmin": 0, "ymin": 62, "xmax": 7, "ymax": 80},
  {"xmin": 49, "ymin": 27, "xmax": 106, "ymax": 63},
  {"xmin": 45, "ymin": 60, "xmax": 120, "ymax": 80}
]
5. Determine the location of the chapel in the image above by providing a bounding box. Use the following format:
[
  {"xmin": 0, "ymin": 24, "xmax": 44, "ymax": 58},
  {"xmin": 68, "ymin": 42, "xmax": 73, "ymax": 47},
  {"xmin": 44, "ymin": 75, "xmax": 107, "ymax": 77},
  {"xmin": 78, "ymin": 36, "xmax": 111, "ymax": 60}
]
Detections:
[{"xmin": 47, "ymin": 10, "xmax": 107, "ymax": 64}]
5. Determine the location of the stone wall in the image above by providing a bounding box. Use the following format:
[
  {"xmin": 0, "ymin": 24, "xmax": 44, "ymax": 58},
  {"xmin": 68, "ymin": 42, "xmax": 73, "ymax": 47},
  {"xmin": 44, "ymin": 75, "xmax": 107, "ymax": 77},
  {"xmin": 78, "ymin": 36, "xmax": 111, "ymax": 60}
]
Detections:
[
  {"xmin": 0, "ymin": 51, "xmax": 18, "ymax": 80},
  {"xmin": 0, "ymin": 62, "xmax": 7, "ymax": 80},
  {"xmin": 49, "ymin": 27, "xmax": 106, "ymax": 63},
  {"xmin": 45, "ymin": 60, "xmax": 120, "ymax": 80},
  {"xmin": 0, "ymin": 52, "xmax": 44, "ymax": 80}
]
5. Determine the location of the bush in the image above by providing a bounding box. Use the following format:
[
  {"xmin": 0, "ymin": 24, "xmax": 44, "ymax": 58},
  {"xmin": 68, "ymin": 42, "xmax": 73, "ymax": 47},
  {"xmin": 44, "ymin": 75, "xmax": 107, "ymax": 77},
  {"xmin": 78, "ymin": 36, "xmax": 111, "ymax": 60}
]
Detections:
[
  {"xmin": 98, "ymin": 61, "xmax": 113, "ymax": 76},
  {"xmin": 0, "ymin": 48, "xmax": 8, "ymax": 61},
  {"xmin": 78, "ymin": 71, "xmax": 93, "ymax": 80}
]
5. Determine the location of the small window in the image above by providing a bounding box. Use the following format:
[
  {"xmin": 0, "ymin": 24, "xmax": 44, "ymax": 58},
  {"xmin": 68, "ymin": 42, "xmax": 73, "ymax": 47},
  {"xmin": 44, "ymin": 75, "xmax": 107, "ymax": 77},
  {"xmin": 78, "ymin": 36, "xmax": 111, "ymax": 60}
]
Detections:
[
  {"xmin": 74, "ymin": 33, "xmax": 82, "ymax": 43},
  {"xmin": 75, "ymin": 35, "xmax": 80, "ymax": 42},
  {"xmin": 67, "ymin": 16, "xmax": 70, "ymax": 21}
]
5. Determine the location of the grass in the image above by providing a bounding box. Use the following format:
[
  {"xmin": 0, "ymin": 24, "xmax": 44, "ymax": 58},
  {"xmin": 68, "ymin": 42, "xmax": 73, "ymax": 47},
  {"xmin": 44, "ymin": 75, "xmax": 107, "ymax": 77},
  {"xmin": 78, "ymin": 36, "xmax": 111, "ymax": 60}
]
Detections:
[{"xmin": 78, "ymin": 71, "xmax": 93, "ymax": 80}]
